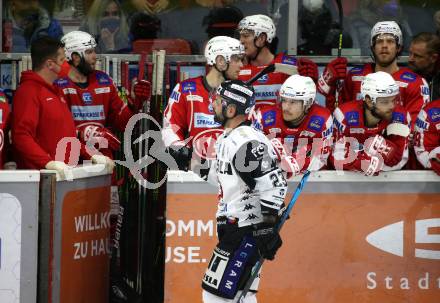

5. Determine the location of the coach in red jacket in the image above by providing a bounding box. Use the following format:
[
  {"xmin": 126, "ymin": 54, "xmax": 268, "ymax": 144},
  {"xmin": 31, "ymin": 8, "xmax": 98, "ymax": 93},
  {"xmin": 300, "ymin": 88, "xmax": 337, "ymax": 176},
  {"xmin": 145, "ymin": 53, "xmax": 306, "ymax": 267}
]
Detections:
[{"xmin": 12, "ymin": 36, "xmax": 113, "ymax": 176}]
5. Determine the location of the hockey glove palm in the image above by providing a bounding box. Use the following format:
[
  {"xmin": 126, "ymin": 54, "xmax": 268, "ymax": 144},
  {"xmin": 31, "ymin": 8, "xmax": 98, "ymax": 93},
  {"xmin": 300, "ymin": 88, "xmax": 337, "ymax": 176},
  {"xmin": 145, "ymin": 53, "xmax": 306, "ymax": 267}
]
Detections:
[
  {"xmin": 297, "ymin": 58, "xmax": 318, "ymax": 83},
  {"xmin": 129, "ymin": 78, "xmax": 152, "ymax": 112},
  {"xmin": 252, "ymin": 223, "xmax": 282, "ymax": 260},
  {"xmin": 318, "ymin": 57, "xmax": 347, "ymax": 95},
  {"xmin": 167, "ymin": 144, "xmax": 192, "ymax": 171}
]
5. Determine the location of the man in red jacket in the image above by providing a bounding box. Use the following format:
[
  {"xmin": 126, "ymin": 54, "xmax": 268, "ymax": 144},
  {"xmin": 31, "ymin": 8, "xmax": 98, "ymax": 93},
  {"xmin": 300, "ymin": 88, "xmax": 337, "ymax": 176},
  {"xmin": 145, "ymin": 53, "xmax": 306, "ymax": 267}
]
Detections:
[
  {"xmin": 0, "ymin": 89, "xmax": 13, "ymax": 169},
  {"xmin": 12, "ymin": 36, "xmax": 113, "ymax": 177}
]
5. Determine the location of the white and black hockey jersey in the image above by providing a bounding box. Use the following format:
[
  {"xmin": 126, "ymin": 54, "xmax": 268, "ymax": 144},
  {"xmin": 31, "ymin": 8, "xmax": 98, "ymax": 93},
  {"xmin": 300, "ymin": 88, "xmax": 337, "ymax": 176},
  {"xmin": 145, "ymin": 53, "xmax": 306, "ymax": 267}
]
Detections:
[{"xmin": 212, "ymin": 122, "xmax": 287, "ymax": 227}]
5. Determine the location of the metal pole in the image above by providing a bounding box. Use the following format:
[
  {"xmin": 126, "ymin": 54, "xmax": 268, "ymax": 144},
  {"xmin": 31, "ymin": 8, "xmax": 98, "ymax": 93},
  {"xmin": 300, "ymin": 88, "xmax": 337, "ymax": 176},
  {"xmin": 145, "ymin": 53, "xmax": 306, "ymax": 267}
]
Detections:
[{"xmin": 287, "ymin": 0, "xmax": 299, "ymax": 55}]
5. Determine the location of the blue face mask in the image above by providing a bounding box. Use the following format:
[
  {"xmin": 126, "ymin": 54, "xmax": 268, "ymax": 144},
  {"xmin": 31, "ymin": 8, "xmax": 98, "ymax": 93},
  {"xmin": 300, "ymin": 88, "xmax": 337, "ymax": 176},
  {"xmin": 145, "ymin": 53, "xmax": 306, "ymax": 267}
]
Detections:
[{"xmin": 99, "ymin": 17, "xmax": 120, "ymax": 33}]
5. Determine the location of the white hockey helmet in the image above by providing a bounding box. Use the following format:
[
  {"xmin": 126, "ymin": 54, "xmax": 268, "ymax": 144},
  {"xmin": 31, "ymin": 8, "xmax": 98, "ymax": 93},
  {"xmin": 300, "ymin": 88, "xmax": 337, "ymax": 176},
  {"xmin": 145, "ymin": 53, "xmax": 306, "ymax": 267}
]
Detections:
[
  {"xmin": 361, "ymin": 71, "xmax": 399, "ymax": 103},
  {"xmin": 238, "ymin": 14, "xmax": 276, "ymax": 43},
  {"xmin": 279, "ymin": 75, "xmax": 316, "ymax": 110},
  {"xmin": 205, "ymin": 36, "xmax": 244, "ymax": 66},
  {"xmin": 370, "ymin": 21, "xmax": 402, "ymax": 47},
  {"xmin": 61, "ymin": 31, "xmax": 97, "ymax": 61}
]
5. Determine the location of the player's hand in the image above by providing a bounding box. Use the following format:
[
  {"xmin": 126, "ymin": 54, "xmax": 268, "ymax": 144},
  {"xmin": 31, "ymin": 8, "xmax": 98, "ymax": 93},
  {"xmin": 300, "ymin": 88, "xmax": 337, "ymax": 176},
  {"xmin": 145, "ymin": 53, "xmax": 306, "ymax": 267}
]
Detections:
[
  {"xmin": 77, "ymin": 124, "xmax": 121, "ymax": 151},
  {"xmin": 297, "ymin": 58, "xmax": 318, "ymax": 83},
  {"xmin": 318, "ymin": 57, "xmax": 347, "ymax": 95},
  {"xmin": 270, "ymin": 138, "xmax": 300, "ymax": 178},
  {"xmin": 252, "ymin": 222, "xmax": 282, "ymax": 260},
  {"xmin": 129, "ymin": 78, "xmax": 152, "ymax": 112},
  {"xmin": 361, "ymin": 155, "xmax": 383, "ymax": 176},
  {"xmin": 91, "ymin": 154, "xmax": 115, "ymax": 174},
  {"xmin": 364, "ymin": 135, "xmax": 400, "ymax": 167},
  {"xmin": 430, "ymin": 155, "xmax": 440, "ymax": 175},
  {"xmin": 167, "ymin": 144, "xmax": 192, "ymax": 171},
  {"xmin": 45, "ymin": 161, "xmax": 72, "ymax": 180}
]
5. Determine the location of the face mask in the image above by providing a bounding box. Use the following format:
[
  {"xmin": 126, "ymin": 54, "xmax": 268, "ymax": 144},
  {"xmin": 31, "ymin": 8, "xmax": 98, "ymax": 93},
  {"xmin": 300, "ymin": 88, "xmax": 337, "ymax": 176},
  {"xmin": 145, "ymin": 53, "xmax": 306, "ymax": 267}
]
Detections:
[
  {"xmin": 57, "ymin": 60, "xmax": 71, "ymax": 77},
  {"xmin": 99, "ymin": 17, "xmax": 120, "ymax": 33}
]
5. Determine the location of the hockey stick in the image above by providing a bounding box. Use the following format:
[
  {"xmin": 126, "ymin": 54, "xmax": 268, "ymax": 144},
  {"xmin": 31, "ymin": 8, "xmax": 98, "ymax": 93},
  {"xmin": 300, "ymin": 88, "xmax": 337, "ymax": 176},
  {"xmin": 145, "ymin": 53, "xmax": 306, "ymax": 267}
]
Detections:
[
  {"xmin": 245, "ymin": 62, "xmax": 297, "ymax": 85},
  {"xmin": 236, "ymin": 170, "xmax": 313, "ymax": 303},
  {"xmin": 335, "ymin": 0, "xmax": 344, "ymax": 108}
]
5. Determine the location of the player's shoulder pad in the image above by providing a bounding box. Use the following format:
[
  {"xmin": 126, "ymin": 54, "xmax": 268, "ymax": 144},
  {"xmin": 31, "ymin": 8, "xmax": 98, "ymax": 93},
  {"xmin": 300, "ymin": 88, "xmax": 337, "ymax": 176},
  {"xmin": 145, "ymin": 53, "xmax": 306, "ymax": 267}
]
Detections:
[
  {"xmin": 54, "ymin": 76, "xmax": 70, "ymax": 87},
  {"xmin": 279, "ymin": 53, "xmax": 297, "ymax": 65},
  {"xmin": 95, "ymin": 70, "xmax": 113, "ymax": 85},
  {"xmin": 309, "ymin": 103, "xmax": 332, "ymax": 118},
  {"xmin": 180, "ymin": 79, "xmax": 197, "ymax": 94},
  {"xmin": 426, "ymin": 105, "xmax": 440, "ymax": 123},
  {"xmin": 261, "ymin": 109, "xmax": 277, "ymax": 127},
  {"xmin": 348, "ymin": 65, "xmax": 365, "ymax": 75},
  {"xmin": 390, "ymin": 106, "xmax": 408, "ymax": 124}
]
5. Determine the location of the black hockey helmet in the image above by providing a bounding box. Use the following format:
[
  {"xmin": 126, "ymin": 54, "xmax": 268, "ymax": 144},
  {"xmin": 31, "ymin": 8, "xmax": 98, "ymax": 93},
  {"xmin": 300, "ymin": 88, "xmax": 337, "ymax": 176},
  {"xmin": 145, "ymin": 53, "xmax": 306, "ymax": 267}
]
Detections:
[{"xmin": 216, "ymin": 80, "xmax": 255, "ymax": 115}]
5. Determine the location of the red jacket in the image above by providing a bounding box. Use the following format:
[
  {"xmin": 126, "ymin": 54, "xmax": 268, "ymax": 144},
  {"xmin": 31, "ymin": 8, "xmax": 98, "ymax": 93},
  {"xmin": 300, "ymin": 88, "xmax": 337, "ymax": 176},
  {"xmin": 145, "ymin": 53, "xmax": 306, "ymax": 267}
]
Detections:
[
  {"xmin": 12, "ymin": 71, "xmax": 78, "ymax": 169},
  {"xmin": 0, "ymin": 90, "xmax": 11, "ymax": 168}
]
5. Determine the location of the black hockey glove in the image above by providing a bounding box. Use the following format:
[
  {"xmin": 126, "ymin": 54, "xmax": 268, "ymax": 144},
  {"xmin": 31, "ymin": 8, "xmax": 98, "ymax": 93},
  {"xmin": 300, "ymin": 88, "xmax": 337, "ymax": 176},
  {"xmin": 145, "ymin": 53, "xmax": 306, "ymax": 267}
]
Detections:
[
  {"xmin": 167, "ymin": 144, "xmax": 192, "ymax": 171},
  {"xmin": 252, "ymin": 223, "xmax": 282, "ymax": 261}
]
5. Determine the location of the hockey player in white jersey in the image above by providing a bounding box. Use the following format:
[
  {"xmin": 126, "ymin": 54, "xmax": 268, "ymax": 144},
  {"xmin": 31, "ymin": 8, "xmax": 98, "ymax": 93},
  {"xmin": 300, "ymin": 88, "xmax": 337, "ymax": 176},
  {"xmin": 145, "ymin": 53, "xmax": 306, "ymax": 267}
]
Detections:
[{"xmin": 202, "ymin": 80, "xmax": 287, "ymax": 303}]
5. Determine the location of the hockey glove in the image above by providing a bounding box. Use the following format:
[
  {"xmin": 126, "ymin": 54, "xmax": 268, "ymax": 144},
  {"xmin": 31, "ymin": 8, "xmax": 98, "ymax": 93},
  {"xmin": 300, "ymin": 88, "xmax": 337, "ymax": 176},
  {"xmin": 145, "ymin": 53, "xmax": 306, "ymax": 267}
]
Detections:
[
  {"xmin": 252, "ymin": 222, "xmax": 282, "ymax": 260},
  {"xmin": 167, "ymin": 144, "xmax": 192, "ymax": 171},
  {"xmin": 297, "ymin": 58, "xmax": 319, "ymax": 83},
  {"xmin": 270, "ymin": 138, "xmax": 301, "ymax": 178},
  {"xmin": 364, "ymin": 135, "xmax": 401, "ymax": 167},
  {"xmin": 129, "ymin": 78, "xmax": 152, "ymax": 112},
  {"xmin": 361, "ymin": 154, "xmax": 383, "ymax": 176},
  {"xmin": 317, "ymin": 57, "xmax": 347, "ymax": 95},
  {"xmin": 91, "ymin": 154, "xmax": 115, "ymax": 174},
  {"xmin": 430, "ymin": 156, "xmax": 440, "ymax": 176},
  {"xmin": 77, "ymin": 124, "xmax": 121, "ymax": 151},
  {"xmin": 45, "ymin": 161, "xmax": 72, "ymax": 180}
]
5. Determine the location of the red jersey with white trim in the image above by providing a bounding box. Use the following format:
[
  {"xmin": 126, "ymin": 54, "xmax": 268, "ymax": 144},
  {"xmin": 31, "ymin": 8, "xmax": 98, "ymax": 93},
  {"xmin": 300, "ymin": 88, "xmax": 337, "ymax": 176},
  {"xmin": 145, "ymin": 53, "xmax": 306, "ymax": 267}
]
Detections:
[
  {"xmin": 257, "ymin": 103, "xmax": 333, "ymax": 172},
  {"xmin": 238, "ymin": 53, "xmax": 297, "ymax": 109},
  {"xmin": 55, "ymin": 70, "xmax": 133, "ymax": 132},
  {"xmin": 337, "ymin": 64, "xmax": 430, "ymax": 125},
  {"xmin": 0, "ymin": 90, "xmax": 11, "ymax": 168},
  {"xmin": 162, "ymin": 76, "xmax": 222, "ymax": 160},
  {"xmin": 331, "ymin": 100, "xmax": 411, "ymax": 172},
  {"xmin": 413, "ymin": 99, "xmax": 440, "ymax": 168}
]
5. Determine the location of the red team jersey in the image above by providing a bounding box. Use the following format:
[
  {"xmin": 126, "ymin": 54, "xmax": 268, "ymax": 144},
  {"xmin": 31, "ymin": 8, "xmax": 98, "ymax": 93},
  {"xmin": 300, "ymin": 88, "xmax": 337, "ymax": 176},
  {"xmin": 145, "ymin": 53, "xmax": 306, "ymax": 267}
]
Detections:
[
  {"xmin": 0, "ymin": 90, "xmax": 10, "ymax": 168},
  {"xmin": 257, "ymin": 103, "xmax": 333, "ymax": 172},
  {"xmin": 162, "ymin": 76, "xmax": 222, "ymax": 159},
  {"xmin": 337, "ymin": 64, "xmax": 429, "ymax": 125},
  {"xmin": 331, "ymin": 100, "xmax": 411, "ymax": 173},
  {"xmin": 55, "ymin": 70, "xmax": 133, "ymax": 132},
  {"xmin": 238, "ymin": 53, "xmax": 297, "ymax": 109},
  {"xmin": 414, "ymin": 99, "xmax": 440, "ymax": 168}
]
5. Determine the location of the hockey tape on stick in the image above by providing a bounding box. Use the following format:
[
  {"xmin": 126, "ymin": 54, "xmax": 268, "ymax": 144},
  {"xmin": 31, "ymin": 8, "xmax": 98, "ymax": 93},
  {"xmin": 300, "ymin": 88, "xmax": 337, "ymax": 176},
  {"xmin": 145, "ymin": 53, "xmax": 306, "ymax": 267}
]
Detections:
[
  {"xmin": 236, "ymin": 169, "xmax": 312, "ymax": 303},
  {"xmin": 245, "ymin": 63, "xmax": 297, "ymax": 85}
]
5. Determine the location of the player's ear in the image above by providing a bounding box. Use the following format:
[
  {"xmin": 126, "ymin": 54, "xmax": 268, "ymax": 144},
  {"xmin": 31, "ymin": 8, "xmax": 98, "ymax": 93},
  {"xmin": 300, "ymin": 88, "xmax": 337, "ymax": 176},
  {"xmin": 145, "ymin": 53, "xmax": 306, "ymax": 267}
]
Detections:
[{"xmin": 215, "ymin": 55, "xmax": 227, "ymax": 71}]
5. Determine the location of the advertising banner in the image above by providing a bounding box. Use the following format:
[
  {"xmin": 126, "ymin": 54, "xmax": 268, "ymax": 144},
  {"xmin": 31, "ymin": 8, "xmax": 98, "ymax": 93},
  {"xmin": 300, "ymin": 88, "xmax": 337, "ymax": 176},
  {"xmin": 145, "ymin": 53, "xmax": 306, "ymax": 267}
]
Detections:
[
  {"xmin": 0, "ymin": 171, "xmax": 40, "ymax": 303},
  {"xmin": 165, "ymin": 172, "xmax": 440, "ymax": 303}
]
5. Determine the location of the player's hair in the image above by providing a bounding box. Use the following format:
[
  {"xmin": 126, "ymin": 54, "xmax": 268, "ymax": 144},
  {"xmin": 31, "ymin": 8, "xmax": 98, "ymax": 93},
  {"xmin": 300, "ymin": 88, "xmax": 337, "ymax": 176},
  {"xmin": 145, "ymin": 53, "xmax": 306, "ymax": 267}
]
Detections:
[
  {"xmin": 411, "ymin": 32, "xmax": 440, "ymax": 56},
  {"xmin": 31, "ymin": 36, "xmax": 64, "ymax": 71}
]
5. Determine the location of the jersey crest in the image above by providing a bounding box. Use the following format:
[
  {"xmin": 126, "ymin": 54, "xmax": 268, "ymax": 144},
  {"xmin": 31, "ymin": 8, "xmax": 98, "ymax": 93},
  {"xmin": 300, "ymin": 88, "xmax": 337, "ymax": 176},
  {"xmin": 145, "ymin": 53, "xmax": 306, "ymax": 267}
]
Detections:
[{"xmin": 345, "ymin": 111, "xmax": 360, "ymax": 126}]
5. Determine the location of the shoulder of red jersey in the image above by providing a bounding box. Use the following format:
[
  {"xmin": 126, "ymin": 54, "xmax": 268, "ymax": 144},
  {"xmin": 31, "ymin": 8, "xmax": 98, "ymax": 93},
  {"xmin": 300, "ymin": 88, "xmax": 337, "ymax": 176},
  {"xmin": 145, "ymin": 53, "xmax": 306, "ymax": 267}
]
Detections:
[
  {"xmin": 260, "ymin": 106, "xmax": 282, "ymax": 128},
  {"xmin": 308, "ymin": 103, "xmax": 331, "ymax": 118},
  {"xmin": 274, "ymin": 53, "xmax": 297, "ymax": 66},
  {"xmin": 390, "ymin": 105, "xmax": 410, "ymax": 125},
  {"xmin": 93, "ymin": 70, "xmax": 114, "ymax": 86},
  {"xmin": 395, "ymin": 67, "xmax": 422, "ymax": 84},
  {"xmin": 54, "ymin": 76, "xmax": 71, "ymax": 88},
  {"xmin": 421, "ymin": 100, "xmax": 440, "ymax": 124},
  {"xmin": 179, "ymin": 76, "xmax": 204, "ymax": 94},
  {"xmin": 348, "ymin": 63, "xmax": 372, "ymax": 76}
]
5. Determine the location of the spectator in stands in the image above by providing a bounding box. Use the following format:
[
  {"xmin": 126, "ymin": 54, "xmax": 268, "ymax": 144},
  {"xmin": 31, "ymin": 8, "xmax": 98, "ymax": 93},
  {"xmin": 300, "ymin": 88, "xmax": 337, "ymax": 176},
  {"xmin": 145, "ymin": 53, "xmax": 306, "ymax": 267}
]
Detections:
[
  {"xmin": 129, "ymin": 11, "xmax": 161, "ymax": 41},
  {"xmin": 11, "ymin": 36, "xmax": 113, "ymax": 177},
  {"xmin": 414, "ymin": 98, "xmax": 440, "ymax": 175},
  {"xmin": 331, "ymin": 72, "xmax": 410, "ymax": 175},
  {"xmin": 298, "ymin": 0, "xmax": 352, "ymax": 55},
  {"xmin": 347, "ymin": 0, "xmax": 412, "ymax": 55},
  {"xmin": 80, "ymin": 0, "xmax": 130, "ymax": 53},
  {"xmin": 4, "ymin": 0, "xmax": 64, "ymax": 52},
  {"xmin": 408, "ymin": 32, "xmax": 440, "ymax": 101},
  {"xmin": 202, "ymin": 6, "xmax": 243, "ymax": 39}
]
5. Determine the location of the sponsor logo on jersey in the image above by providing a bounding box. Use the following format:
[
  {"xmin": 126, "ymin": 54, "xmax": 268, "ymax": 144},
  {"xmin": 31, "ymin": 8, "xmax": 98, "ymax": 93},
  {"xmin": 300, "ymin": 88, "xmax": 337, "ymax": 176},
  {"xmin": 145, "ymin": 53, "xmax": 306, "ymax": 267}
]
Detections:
[
  {"xmin": 300, "ymin": 130, "xmax": 315, "ymax": 137},
  {"xmin": 239, "ymin": 69, "xmax": 252, "ymax": 76},
  {"xmin": 415, "ymin": 118, "xmax": 428, "ymax": 130},
  {"xmin": 186, "ymin": 94, "xmax": 204, "ymax": 102},
  {"xmin": 281, "ymin": 55, "xmax": 297, "ymax": 65},
  {"xmin": 307, "ymin": 115, "xmax": 324, "ymax": 131},
  {"xmin": 334, "ymin": 118, "xmax": 344, "ymax": 132},
  {"xmin": 257, "ymin": 74, "xmax": 268, "ymax": 83},
  {"xmin": 366, "ymin": 217, "xmax": 440, "ymax": 260},
  {"xmin": 284, "ymin": 135, "xmax": 295, "ymax": 143},
  {"xmin": 96, "ymin": 73, "xmax": 111, "ymax": 85},
  {"xmin": 182, "ymin": 81, "xmax": 196, "ymax": 93},
  {"xmin": 395, "ymin": 80, "xmax": 408, "ymax": 88},
  {"xmin": 391, "ymin": 111, "xmax": 404, "ymax": 124},
  {"xmin": 194, "ymin": 113, "xmax": 221, "ymax": 128},
  {"xmin": 352, "ymin": 75, "xmax": 364, "ymax": 82},
  {"xmin": 95, "ymin": 87, "xmax": 110, "ymax": 94},
  {"xmin": 345, "ymin": 111, "xmax": 359, "ymax": 126},
  {"xmin": 82, "ymin": 92, "xmax": 93, "ymax": 105},
  {"xmin": 427, "ymin": 107, "xmax": 440, "ymax": 122},
  {"xmin": 268, "ymin": 127, "xmax": 281, "ymax": 134},
  {"xmin": 62, "ymin": 88, "xmax": 77, "ymax": 95},
  {"xmin": 71, "ymin": 105, "xmax": 105, "ymax": 121},
  {"xmin": 400, "ymin": 71, "xmax": 416, "ymax": 82},
  {"xmin": 56, "ymin": 78, "xmax": 69, "ymax": 87},
  {"xmin": 262, "ymin": 110, "xmax": 276, "ymax": 127},
  {"xmin": 350, "ymin": 128, "xmax": 365, "ymax": 134},
  {"xmin": 170, "ymin": 89, "xmax": 181, "ymax": 103},
  {"xmin": 349, "ymin": 66, "xmax": 364, "ymax": 75}
]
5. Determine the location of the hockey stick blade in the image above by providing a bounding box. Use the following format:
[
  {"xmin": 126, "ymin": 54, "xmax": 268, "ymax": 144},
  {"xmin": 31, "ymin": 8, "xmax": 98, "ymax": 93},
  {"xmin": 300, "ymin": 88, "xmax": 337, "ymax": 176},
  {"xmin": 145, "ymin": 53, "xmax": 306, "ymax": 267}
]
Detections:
[
  {"xmin": 236, "ymin": 170, "xmax": 312, "ymax": 303},
  {"xmin": 245, "ymin": 63, "xmax": 297, "ymax": 85}
]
